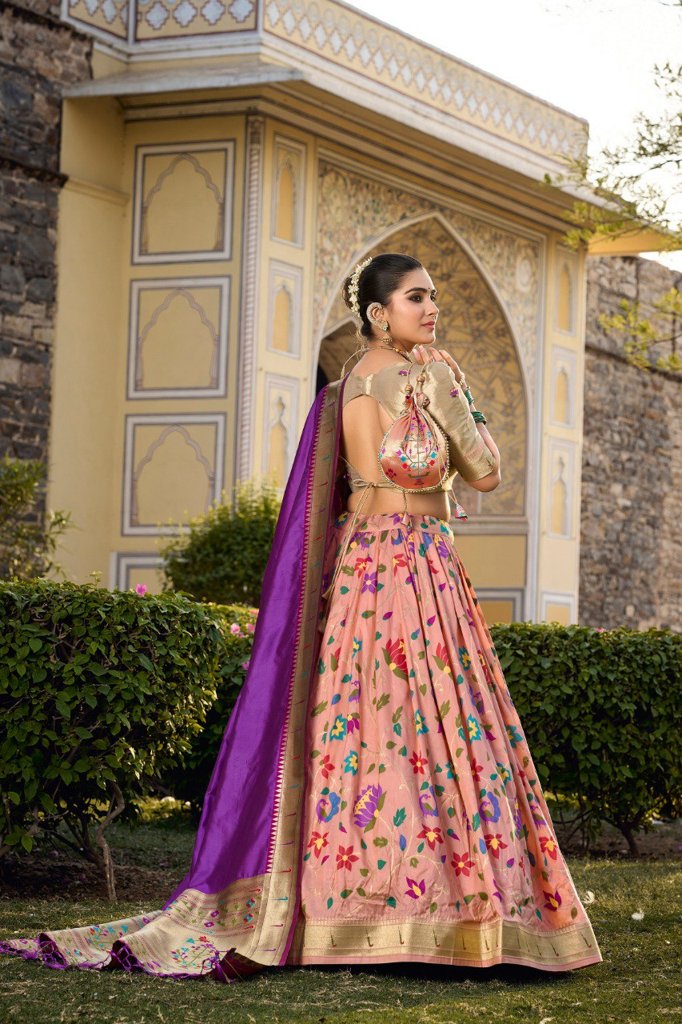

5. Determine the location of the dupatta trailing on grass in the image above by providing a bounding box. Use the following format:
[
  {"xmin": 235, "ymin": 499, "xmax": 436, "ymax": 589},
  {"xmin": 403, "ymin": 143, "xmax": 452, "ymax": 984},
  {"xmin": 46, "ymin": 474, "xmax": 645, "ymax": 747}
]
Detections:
[{"xmin": 0, "ymin": 375, "xmax": 350, "ymax": 982}]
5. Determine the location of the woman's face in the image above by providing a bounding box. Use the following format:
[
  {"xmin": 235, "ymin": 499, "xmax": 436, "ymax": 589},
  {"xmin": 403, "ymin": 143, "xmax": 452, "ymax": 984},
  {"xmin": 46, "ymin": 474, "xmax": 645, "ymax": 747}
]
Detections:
[{"xmin": 371, "ymin": 267, "xmax": 439, "ymax": 349}]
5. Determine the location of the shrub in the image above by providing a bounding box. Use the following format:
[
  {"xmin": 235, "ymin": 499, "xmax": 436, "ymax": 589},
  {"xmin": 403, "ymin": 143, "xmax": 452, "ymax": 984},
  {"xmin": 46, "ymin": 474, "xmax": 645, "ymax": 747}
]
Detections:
[
  {"xmin": 0, "ymin": 454, "xmax": 72, "ymax": 579},
  {"xmin": 159, "ymin": 478, "xmax": 281, "ymax": 606},
  {"xmin": 164, "ymin": 603, "xmax": 257, "ymax": 816},
  {"xmin": 164, "ymin": 617, "xmax": 681, "ymax": 854},
  {"xmin": 0, "ymin": 580, "xmax": 228, "ymax": 896},
  {"xmin": 490, "ymin": 622, "xmax": 682, "ymax": 855},
  {"xmin": 2, "ymin": 579, "xmax": 677, "ymax": 882}
]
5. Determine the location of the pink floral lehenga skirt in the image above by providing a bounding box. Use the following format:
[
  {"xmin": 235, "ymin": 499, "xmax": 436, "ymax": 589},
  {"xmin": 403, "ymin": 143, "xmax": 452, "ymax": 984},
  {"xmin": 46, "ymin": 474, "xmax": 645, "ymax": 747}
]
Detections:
[{"xmin": 285, "ymin": 510, "xmax": 603, "ymax": 972}]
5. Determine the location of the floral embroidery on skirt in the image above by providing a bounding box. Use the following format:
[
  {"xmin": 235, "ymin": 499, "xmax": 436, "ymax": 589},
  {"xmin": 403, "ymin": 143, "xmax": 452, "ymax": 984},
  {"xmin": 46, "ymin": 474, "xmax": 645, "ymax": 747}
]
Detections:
[{"xmin": 287, "ymin": 511, "xmax": 602, "ymax": 971}]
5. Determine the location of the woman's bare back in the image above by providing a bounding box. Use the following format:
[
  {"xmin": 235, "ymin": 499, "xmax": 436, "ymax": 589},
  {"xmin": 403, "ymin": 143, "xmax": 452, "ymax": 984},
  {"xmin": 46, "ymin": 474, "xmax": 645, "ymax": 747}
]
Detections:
[{"xmin": 341, "ymin": 352, "xmax": 451, "ymax": 520}]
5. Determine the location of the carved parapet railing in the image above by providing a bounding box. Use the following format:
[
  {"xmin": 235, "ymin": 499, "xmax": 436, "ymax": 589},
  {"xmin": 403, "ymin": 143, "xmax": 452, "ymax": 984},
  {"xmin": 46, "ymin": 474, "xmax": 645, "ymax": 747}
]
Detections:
[{"xmin": 62, "ymin": 0, "xmax": 258, "ymax": 46}]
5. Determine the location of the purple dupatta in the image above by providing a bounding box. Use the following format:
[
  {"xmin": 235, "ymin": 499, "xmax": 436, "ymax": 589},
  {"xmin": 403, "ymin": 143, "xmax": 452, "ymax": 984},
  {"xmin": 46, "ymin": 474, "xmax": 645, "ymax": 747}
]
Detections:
[
  {"xmin": 0, "ymin": 374, "xmax": 350, "ymax": 980},
  {"xmin": 163, "ymin": 372, "xmax": 349, "ymax": 948}
]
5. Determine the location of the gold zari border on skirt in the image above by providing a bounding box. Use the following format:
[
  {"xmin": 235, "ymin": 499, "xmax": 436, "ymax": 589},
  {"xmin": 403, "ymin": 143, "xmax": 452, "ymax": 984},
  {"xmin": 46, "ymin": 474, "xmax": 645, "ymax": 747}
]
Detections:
[{"xmin": 285, "ymin": 916, "xmax": 603, "ymax": 971}]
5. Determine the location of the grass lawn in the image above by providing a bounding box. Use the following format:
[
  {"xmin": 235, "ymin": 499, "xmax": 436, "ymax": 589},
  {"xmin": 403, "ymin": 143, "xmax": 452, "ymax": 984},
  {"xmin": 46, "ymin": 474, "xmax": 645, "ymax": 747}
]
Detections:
[{"xmin": 0, "ymin": 801, "xmax": 679, "ymax": 1024}]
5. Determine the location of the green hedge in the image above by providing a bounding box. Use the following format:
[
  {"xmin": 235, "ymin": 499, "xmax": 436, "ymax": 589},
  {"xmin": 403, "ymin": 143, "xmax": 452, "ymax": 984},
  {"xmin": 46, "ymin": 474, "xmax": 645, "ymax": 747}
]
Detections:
[
  {"xmin": 1, "ymin": 579, "xmax": 679, "ymax": 865},
  {"xmin": 0, "ymin": 580, "xmax": 228, "ymax": 882},
  {"xmin": 163, "ymin": 602, "xmax": 256, "ymax": 816},
  {"xmin": 491, "ymin": 622, "xmax": 682, "ymax": 854},
  {"xmin": 163, "ymin": 619, "xmax": 681, "ymax": 854}
]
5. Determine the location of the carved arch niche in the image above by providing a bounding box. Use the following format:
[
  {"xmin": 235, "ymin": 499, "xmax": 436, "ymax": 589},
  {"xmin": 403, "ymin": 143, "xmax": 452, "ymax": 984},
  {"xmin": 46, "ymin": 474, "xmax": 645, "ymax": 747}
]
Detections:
[{"xmin": 317, "ymin": 216, "xmax": 527, "ymax": 520}]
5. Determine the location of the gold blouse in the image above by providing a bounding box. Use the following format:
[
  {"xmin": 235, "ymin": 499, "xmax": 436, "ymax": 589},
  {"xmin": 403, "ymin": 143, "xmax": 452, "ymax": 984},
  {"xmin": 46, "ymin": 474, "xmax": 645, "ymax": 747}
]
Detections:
[
  {"xmin": 340, "ymin": 359, "xmax": 497, "ymax": 491},
  {"xmin": 321, "ymin": 360, "xmax": 497, "ymax": 604}
]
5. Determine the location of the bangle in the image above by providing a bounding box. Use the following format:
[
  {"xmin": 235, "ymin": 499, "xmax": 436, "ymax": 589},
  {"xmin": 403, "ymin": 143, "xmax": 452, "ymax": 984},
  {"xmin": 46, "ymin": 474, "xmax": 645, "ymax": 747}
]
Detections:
[
  {"xmin": 472, "ymin": 410, "xmax": 487, "ymax": 424},
  {"xmin": 456, "ymin": 374, "xmax": 475, "ymax": 405}
]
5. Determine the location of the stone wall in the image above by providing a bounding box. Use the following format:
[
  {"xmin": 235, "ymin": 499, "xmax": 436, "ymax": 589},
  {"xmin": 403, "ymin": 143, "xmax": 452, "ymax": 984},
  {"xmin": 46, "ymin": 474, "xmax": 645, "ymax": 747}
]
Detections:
[
  {"xmin": 579, "ymin": 254, "xmax": 682, "ymax": 631},
  {"xmin": 0, "ymin": 1, "xmax": 91, "ymax": 473}
]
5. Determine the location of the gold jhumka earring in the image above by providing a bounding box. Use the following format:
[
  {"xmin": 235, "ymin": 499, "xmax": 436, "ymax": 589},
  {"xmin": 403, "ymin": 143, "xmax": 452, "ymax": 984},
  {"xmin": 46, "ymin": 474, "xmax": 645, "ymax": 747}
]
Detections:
[{"xmin": 340, "ymin": 258, "xmax": 413, "ymax": 377}]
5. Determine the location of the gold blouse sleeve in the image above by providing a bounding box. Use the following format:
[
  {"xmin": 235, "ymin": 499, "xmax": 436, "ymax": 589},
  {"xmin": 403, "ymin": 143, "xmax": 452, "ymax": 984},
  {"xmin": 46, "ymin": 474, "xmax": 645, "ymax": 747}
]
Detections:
[{"xmin": 420, "ymin": 360, "xmax": 497, "ymax": 482}]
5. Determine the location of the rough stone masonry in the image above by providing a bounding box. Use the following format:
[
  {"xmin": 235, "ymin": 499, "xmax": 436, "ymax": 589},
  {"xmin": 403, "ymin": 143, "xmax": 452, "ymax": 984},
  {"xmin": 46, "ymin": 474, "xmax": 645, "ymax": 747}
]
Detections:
[
  {"xmin": 0, "ymin": 1, "xmax": 91, "ymax": 470},
  {"xmin": 579, "ymin": 255, "xmax": 681, "ymax": 630}
]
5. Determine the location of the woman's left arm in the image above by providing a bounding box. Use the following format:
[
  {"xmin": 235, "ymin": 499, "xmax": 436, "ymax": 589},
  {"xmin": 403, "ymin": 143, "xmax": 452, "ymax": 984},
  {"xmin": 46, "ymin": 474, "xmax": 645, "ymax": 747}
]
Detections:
[{"xmin": 413, "ymin": 345, "xmax": 501, "ymax": 489}]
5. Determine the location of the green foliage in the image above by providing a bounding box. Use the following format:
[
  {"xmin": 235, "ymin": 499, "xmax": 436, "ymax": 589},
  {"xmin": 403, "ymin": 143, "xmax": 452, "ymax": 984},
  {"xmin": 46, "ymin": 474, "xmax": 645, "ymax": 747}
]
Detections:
[
  {"xmin": 596, "ymin": 289, "xmax": 682, "ymax": 373},
  {"xmin": 539, "ymin": 56, "xmax": 682, "ymax": 374},
  {"xmin": 0, "ymin": 580, "xmax": 227, "ymax": 869},
  {"xmin": 0, "ymin": 454, "xmax": 72, "ymax": 580},
  {"xmin": 541, "ymin": 60, "xmax": 682, "ymax": 257},
  {"xmin": 490, "ymin": 621, "xmax": 682, "ymax": 853},
  {"xmin": 164, "ymin": 603, "xmax": 257, "ymax": 816},
  {"xmin": 1, "ymin": 580, "xmax": 678, "ymax": 872},
  {"xmin": 159, "ymin": 478, "xmax": 281, "ymax": 606}
]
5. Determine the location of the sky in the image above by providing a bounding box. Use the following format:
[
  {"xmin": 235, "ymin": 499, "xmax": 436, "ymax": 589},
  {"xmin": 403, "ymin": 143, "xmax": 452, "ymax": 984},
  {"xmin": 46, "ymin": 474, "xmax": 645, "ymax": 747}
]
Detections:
[{"xmin": 347, "ymin": 0, "xmax": 682, "ymax": 272}]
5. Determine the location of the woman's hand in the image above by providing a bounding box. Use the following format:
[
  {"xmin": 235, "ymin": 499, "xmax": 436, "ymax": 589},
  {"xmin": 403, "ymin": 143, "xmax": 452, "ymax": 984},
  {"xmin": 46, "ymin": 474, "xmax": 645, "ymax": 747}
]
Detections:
[{"xmin": 413, "ymin": 344, "xmax": 464, "ymax": 382}]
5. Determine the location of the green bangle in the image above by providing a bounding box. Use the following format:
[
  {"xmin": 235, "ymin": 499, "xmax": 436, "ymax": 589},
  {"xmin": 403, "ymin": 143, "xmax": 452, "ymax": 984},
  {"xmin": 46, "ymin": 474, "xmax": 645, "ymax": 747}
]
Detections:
[
  {"xmin": 472, "ymin": 410, "xmax": 487, "ymax": 424},
  {"xmin": 464, "ymin": 388, "xmax": 474, "ymax": 405}
]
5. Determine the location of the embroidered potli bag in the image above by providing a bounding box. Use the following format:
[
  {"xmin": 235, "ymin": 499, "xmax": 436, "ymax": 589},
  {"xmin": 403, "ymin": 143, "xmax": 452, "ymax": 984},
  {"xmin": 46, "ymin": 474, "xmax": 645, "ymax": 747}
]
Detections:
[{"xmin": 378, "ymin": 360, "xmax": 450, "ymax": 490}]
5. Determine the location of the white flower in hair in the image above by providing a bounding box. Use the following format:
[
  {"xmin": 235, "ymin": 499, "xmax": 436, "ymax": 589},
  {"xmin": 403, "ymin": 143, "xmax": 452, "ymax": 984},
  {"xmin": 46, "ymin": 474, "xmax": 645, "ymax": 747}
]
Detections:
[{"xmin": 348, "ymin": 256, "xmax": 373, "ymax": 317}]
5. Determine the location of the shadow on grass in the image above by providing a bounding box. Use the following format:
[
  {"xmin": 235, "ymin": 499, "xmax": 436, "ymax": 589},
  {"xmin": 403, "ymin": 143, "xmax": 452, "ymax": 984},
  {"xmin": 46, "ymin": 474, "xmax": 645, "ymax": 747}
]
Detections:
[{"xmin": 292, "ymin": 959, "xmax": 574, "ymax": 984}]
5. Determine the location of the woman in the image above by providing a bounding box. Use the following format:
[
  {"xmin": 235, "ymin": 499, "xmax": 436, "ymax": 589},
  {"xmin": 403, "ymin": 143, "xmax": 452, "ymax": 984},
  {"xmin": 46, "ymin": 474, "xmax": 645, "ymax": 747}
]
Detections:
[{"xmin": 0, "ymin": 253, "xmax": 602, "ymax": 981}]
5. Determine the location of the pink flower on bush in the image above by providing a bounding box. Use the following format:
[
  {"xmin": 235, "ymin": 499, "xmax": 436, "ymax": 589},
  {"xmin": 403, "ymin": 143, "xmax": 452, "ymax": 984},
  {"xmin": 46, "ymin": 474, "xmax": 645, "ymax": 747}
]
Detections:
[
  {"xmin": 595, "ymin": 627, "xmax": 606, "ymax": 633},
  {"xmin": 135, "ymin": 583, "xmax": 148, "ymax": 595},
  {"xmin": 230, "ymin": 623, "xmax": 242, "ymax": 635},
  {"xmin": 246, "ymin": 622, "xmax": 255, "ymax": 633},
  {"xmin": 241, "ymin": 659, "xmax": 250, "ymax": 672}
]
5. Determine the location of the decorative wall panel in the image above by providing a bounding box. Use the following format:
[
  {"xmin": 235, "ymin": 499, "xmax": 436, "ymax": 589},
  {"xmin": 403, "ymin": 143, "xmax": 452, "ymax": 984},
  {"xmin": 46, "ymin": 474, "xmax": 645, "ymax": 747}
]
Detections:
[
  {"xmin": 135, "ymin": 0, "xmax": 257, "ymax": 40},
  {"xmin": 65, "ymin": 0, "xmax": 129, "ymax": 40},
  {"xmin": 132, "ymin": 141, "xmax": 234, "ymax": 263},
  {"xmin": 113, "ymin": 553, "xmax": 165, "ymax": 592},
  {"xmin": 261, "ymin": 374, "xmax": 299, "ymax": 487},
  {"xmin": 540, "ymin": 591, "xmax": 576, "ymax": 625},
  {"xmin": 316, "ymin": 158, "xmax": 542, "ymax": 394},
  {"xmin": 122, "ymin": 413, "xmax": 225, "ymax": 535},
  {"xmin": 555, "ymin": 246, "xmax": 578, "ymax": 335},
  {"xmin": 271, "ymin": 136, "xmax": 306, "ymax": 246},
  {"xmin": 547, "ymin": 438, "xmax": 576, "ymax": 539},
  {"xmin": 549, "ymin": 345, "xmax": 577, "ymax": 429},
  {"xmin": 265, "ymin": 0, "xmax": 587, "ymax": 163},
  {"xmin": 478, "ymin": 590, "xmax": 524, "ymax": 624},
  {"xmin": 127, "ymin": 277, "xmax": 230, "ymax": 398},
  {"xmin": 318, "ymin": 200, "xmax": 532, "ymax": 521},
  {"xmin": 266, "ymin": 261, "xmax": 302, "ymax": 357}
]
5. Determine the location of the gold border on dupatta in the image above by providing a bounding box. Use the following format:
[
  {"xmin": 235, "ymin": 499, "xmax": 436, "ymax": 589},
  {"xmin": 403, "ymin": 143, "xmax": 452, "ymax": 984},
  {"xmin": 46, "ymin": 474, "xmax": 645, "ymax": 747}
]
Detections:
[{"xmin": 236, "ymin": 379, "xmax": 343, "ymax": 966}]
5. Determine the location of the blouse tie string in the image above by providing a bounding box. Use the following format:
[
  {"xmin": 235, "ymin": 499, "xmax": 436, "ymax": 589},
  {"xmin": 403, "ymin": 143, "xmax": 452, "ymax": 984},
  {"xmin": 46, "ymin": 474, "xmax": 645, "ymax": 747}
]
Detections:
[{"xmin": 320, "ymin": 478, "xmax": 409, "ymax": 604}]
